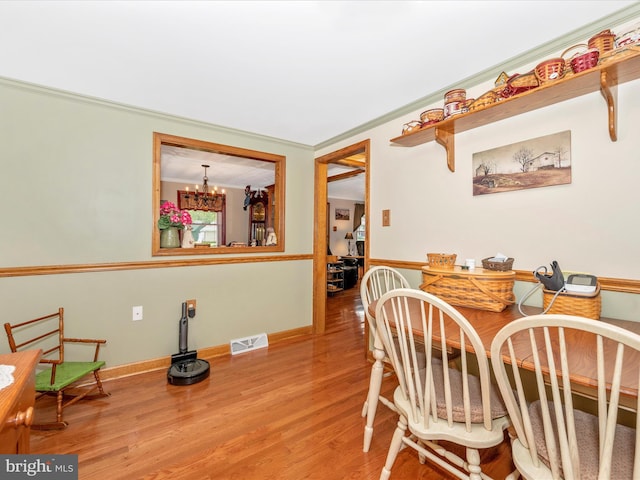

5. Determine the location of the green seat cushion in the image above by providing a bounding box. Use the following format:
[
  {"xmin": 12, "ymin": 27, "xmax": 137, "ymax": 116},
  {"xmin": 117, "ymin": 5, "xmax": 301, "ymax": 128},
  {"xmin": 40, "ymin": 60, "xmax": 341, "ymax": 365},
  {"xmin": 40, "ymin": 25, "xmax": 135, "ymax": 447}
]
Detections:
[{"xmin": 35, "ymin": 361, "xmax": 105, "ymax": 392}]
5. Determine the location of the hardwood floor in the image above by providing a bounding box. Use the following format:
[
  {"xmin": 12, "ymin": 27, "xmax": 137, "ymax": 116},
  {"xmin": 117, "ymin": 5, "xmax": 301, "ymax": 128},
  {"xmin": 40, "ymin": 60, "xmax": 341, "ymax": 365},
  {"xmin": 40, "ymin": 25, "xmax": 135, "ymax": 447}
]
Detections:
[{"xmin": 30, "ymin": 281, "xmax": 514, "ymax": 479}]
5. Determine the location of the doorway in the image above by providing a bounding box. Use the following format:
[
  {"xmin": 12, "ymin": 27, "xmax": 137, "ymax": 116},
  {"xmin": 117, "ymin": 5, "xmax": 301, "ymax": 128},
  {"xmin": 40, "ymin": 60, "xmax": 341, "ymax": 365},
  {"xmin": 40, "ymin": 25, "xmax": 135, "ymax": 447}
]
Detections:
[{"xmin": 312, "ymin": 139, "xmax": 369, "ymax": 334}]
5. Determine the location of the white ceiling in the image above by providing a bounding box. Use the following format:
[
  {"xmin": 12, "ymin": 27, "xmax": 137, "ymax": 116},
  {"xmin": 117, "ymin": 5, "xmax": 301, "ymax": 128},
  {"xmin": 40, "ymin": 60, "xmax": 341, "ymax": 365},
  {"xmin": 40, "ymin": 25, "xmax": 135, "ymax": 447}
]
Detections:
[
  {"xmin": 161, "ymin": 145, "xmax": 276, "ymax": 191},
  {"xmin": 1, "ymin": 1, "xmax": 635, "ymax": 201},
  {"xmin": 160, "ymin": 141, "xmax": 365, "ymax": 201}
]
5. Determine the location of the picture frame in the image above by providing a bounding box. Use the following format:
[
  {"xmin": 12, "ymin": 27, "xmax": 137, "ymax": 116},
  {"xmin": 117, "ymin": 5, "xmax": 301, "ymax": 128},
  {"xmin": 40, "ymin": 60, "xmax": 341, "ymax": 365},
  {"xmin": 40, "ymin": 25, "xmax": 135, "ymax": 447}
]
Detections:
[
  {"xmin": 335, "ymin": 208, "xmax": 350, "ymax": 220},
  {"xmin": 472, "ymin": 130, "xmax": 572, "ymax": 196}
]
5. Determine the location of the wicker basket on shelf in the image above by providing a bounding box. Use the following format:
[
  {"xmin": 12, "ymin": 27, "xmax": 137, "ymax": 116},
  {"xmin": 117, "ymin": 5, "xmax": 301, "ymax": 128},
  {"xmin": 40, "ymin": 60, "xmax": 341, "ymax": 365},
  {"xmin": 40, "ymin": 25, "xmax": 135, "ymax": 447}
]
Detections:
[
  {"xmin": 444, "ymin": 89, "xmax": 466, "ymax": 103},
  {"xmin": 420, "ymin": 108, "xmax": 444, "ymax": 124},
  {"xmin": 534, "ymin": 58, "xmax": 566, "ymax": 83},
  {"xmin": 461, "ymin": 98, "xmax": 475, "ymax": 111},
  {"xmin": 588, "ymin": 29, "xmax": 616, "ymax": 56},
  {"xmin": 401, "ymin": 120, "xmax": 422, "ymax": 135},
  {"xmin": 500, "ymin": 72, "xmax": 539, "ymax": 98},
  {"xmin": 616, "ymin": 24, "xmax": 640, "ymax": 48},
  {"xmin": 481, "ymin": 257, "xmax": 514, "ymax": 271},
  {"xmin": 562, "ymin": 44, "xmax": 600, "ymax": 73},
  {"xmin": 468, "ymin": 90, "xmax": 499, "ymax": 112},
  {"xmin": 509, "ymin": 71, "xmax": 539, "ymax": 88},
  {"xmin": 426, "ymin": 253, "xmax": 457, "ymax": 268}
]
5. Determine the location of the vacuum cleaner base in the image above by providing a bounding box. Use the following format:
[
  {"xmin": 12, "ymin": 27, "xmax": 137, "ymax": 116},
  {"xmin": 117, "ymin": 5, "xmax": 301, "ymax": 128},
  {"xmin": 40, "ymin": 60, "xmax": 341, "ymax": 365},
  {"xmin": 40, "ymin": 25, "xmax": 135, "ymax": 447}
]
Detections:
[
  {"xmin": 167, "ymin": 356, "xmax": 210, "ymax": 386},
  {"xmin": 167, "ymin": 350, "xmax": 211, "ymax": 385}
]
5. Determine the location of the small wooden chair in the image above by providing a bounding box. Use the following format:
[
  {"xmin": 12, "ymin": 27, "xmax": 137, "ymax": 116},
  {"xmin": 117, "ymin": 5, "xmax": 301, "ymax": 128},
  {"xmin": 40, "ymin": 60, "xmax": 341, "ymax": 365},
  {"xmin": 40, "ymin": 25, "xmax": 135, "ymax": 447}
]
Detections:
[{"xmin": 4, "ymin": 307, "xmax": 109, "ymax": 430}]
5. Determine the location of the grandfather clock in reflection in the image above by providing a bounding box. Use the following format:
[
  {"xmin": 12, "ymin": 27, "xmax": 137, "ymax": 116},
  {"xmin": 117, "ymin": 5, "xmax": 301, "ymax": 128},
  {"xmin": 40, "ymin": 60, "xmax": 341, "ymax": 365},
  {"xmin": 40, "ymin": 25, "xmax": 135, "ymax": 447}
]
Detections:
[{"xmin": 248, "ymin": 189, "xmax": 268, "ymax": 245}]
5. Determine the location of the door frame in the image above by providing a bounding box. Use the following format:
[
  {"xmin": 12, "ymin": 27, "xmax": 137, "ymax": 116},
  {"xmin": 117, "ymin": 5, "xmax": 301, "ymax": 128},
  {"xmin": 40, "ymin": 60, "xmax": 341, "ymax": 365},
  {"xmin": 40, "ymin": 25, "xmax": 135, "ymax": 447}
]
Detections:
[{"xmin": 312, "ymin": 139, "xmax": 370, "ymax": 334}]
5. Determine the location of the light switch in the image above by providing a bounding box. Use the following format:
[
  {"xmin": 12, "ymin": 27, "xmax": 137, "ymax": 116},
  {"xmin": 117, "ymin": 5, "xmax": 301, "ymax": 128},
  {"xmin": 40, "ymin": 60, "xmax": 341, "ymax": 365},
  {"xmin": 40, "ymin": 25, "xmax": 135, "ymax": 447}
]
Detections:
[{"xmin": 382, "ymin": 209, "xmax": 390, "ymax": 227}]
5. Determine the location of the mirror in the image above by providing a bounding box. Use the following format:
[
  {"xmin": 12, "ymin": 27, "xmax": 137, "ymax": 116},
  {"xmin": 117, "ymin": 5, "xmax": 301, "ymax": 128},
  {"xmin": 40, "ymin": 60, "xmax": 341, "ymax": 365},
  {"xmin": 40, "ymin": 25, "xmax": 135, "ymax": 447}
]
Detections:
[{"xmin": 153, "ymin": 132, "xmax": 285, "ymax": 255}]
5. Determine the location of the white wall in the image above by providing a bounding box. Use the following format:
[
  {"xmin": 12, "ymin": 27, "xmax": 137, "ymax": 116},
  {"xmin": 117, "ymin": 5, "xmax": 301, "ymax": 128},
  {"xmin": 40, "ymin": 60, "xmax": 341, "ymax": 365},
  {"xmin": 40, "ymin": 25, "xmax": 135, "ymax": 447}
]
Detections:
[
  {"xmin": 0, "ymin": 78, "xmax": 315, "ymax": 365},
  {"xmin": 317, "ymin": 17, "xmax": 640, "ymax": 321}
]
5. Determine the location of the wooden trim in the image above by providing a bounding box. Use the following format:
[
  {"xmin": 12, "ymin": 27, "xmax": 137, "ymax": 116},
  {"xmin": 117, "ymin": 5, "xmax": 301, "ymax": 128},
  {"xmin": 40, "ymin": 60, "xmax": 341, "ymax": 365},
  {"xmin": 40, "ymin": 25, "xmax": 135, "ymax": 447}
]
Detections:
[
  {"xmin": 9, "ymin": 253, "xmax": 636, "ymax": 294},
  {"xmin": 0, "ymin": 254, "xmax": 312, "ymax": 278},
  {"xmin": 153, "ymin": 132, "xmax": 286, "ymax": 256},
  {"xmin": 328, "ymin": 169, "xmax": 364, "ymax": 183},
  {"xmin": 99, "ymin": 325, "xmax": 313, "ymax": 382},
  {"xmin": 313, "ymin": 139, "xmax": 370, "ymax": 336},
  {"xmin": 267, "ymin": 326, "xmax": 313, "ymax": 344},
  {"xmin": 369, "ymin": 258, "xmax": 640, "ymax": 295},
  {"xmin": 313, "ymin": 162, "xmax": 328, "ymax": 335}
]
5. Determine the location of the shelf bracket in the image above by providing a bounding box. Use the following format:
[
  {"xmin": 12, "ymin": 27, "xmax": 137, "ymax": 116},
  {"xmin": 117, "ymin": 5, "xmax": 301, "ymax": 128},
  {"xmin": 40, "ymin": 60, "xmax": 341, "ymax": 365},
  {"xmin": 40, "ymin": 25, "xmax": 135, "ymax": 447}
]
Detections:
[
  {"xmin": 435, "ymin": 124, "xmax": 455, "ymax": 172},
  {"xmin": 599, "ymin": 70, "xmax": 618, "ymax": 142}
]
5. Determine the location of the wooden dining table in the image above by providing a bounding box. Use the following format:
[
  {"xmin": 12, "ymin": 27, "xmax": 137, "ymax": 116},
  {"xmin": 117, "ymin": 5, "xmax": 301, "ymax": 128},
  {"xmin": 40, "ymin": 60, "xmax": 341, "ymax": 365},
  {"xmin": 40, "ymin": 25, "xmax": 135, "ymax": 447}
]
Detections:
[{"xmin": 369, "ymin": 298, "xmax": 640, "ymax": 409}]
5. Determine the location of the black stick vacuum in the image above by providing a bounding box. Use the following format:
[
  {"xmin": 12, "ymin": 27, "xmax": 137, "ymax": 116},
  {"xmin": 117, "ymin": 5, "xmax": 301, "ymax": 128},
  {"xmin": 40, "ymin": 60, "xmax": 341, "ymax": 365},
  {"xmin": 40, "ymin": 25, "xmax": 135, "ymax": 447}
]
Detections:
[{"xmin": 167, "ymin": 302, "xmax": 210, "ymax": 385}]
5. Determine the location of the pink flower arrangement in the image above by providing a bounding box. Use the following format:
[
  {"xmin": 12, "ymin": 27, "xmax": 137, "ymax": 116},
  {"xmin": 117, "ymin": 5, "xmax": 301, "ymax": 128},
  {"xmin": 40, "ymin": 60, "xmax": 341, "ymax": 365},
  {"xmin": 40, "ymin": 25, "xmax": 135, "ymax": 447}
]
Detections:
[{"xmin": 158, "ymin": 201, "xmax": 192, "ymax": 230}]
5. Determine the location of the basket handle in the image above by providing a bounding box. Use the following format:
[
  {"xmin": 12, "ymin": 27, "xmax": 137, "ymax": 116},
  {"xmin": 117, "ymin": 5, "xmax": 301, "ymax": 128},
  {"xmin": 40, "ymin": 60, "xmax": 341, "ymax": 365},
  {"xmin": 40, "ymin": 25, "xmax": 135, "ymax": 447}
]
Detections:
[
  {"xmin": 561, "ymin": 43, "xmax": 588, "ymax": 60},
  {"xmin": 468, "ymin": 277, "xmax": 516, "ymax": 305},
  {"xmin": 419, "ymin": 274, "xmax": 443, "ymax": 290},
  {"xmin": 402, "ymin": 121, "xmax": 422, "ymax": 133}
]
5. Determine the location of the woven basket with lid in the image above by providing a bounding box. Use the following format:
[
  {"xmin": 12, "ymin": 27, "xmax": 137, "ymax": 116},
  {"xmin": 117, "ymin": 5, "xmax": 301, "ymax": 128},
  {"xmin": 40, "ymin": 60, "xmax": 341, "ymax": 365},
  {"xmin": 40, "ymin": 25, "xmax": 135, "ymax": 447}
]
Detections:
[
  {"xmin": 444, "ymin": 88, "xmax": 466, "ymax": 103},
  {"xmin": 420, "ymin": 265, "xmax": 515, "ymax": 312},
  {"xmin": 588, "ymin": 29, "xmax": 616, "ymax": 56}
]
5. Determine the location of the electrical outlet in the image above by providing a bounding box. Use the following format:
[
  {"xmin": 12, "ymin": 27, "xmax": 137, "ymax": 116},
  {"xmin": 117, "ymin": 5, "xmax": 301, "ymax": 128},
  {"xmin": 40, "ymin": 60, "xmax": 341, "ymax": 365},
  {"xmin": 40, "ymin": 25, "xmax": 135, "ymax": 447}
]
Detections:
[
  {"xmin": 187, "ymin": 299, "xmax": 196, "ymax": 311},
  {"xmin": 132, "ymin": 306, "xmax": 143, "ymax": 321}
]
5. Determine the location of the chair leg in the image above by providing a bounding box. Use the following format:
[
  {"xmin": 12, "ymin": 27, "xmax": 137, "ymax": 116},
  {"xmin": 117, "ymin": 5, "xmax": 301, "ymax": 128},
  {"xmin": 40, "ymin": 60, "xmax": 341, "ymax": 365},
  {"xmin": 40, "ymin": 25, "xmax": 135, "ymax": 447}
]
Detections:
[
  {"xmin": 31, "ymin": 391, "xmax": 68, "ymax": 430},
  {"xmin": 93, "ymin": 370, "xmax": 109, "ymax": 397},
  {"xmin": 56, "ymin": 389, "xmax": 64, "ymax": 424},
  {"xmin": 363, "ymin": 349, "xmax": 385, "ymax": 452},
  {"xmin": 379, "ymin": 416, "xmax": 407, "ymax": 480},
  {"xmin": 466, "ymin": 447, "xmax": 482, "ymax": 480},
  {"xmin": 32, "ymin": 371, "xmax": 108, "ymax": 431},
  {"xmin": 505, "ymin": 428, "xmax": 521, "ymax": 480}
]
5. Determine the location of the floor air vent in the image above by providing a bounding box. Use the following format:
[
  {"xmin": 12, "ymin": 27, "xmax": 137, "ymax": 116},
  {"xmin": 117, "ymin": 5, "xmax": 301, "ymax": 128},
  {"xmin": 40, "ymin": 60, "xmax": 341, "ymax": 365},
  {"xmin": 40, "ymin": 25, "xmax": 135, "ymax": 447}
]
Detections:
[{"xmin": 230, "ymin": 333, "xmax": 269, "ymax": 355}]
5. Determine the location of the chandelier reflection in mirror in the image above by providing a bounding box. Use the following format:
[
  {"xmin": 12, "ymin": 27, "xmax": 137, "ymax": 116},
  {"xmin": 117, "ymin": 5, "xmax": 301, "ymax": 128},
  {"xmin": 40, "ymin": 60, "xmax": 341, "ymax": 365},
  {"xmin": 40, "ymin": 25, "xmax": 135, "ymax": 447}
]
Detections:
[{"xmin": 179, "ymin": 164, "xmax": 225, "ymax": 212}]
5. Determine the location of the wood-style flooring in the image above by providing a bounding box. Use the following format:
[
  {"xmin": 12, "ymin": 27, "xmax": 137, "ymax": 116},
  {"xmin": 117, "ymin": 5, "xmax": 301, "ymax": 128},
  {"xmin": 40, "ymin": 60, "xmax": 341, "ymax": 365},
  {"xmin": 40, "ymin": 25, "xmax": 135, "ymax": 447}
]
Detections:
[{"xmin": 30, "ymin": 280, "xmax": 514, "ymax": 479}]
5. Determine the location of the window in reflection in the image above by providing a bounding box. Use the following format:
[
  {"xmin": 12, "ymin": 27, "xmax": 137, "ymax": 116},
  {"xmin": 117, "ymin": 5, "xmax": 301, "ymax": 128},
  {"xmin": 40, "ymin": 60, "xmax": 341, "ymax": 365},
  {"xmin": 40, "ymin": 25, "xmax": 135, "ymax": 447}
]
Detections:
[{"xmin": 189, "ymin": 210, "xmax": 224, "ymax": 247}]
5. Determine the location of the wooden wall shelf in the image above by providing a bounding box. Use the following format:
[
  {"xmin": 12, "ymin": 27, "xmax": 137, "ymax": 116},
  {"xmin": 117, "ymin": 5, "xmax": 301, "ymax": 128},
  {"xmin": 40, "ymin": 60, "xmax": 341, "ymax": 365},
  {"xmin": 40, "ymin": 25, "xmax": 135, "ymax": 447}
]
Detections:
[{"xmin": 390, "ymin": 47, "xmax": 640, "ymax": 172}]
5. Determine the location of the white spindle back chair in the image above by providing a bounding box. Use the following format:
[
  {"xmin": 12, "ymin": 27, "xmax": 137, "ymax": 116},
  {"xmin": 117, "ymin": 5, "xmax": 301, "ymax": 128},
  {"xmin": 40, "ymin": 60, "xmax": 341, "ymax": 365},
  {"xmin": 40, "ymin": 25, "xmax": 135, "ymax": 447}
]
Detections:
[
  {"xmin": 376, "ymin": 288, "xmax": 510, "ymax": 480},
  {"xmin": 491, "ymin": 314, "xmax": 640, "ymax": 480},
  {"xmin": 359, "ymin": 266, "xmax": 410, "ymax": 452}
]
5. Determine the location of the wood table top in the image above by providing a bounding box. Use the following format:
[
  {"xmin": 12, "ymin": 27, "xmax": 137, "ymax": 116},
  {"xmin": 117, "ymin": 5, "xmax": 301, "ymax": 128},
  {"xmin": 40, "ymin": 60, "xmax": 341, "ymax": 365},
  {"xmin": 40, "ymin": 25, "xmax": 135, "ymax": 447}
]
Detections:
[
  {"xmin": 0, "ymin": 349, "xmax": 41, "ymax": 429},
  {"xmin": 370, "ymin": 299, "xmax": 640, "ymax": 401}
]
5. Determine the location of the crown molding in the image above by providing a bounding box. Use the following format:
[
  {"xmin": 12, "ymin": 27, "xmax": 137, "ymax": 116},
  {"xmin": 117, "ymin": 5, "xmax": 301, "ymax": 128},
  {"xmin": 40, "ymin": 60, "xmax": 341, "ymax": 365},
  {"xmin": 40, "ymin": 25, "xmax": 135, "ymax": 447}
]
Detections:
[
  {"xmin": 0, "ymin": 75, "xmax": 314, "ymax": 152},
  {"xmin": 315, "ymin": 3, "xmax": 640, "ymax": 150}
]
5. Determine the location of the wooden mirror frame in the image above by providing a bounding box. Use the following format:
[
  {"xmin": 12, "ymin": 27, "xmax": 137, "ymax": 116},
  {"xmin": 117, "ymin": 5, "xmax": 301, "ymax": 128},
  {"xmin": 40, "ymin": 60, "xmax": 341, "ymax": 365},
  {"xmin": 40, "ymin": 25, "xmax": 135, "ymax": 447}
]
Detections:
[{"xmin": 152, "ymin": 132, "xmax": 285, "ymax": 256}]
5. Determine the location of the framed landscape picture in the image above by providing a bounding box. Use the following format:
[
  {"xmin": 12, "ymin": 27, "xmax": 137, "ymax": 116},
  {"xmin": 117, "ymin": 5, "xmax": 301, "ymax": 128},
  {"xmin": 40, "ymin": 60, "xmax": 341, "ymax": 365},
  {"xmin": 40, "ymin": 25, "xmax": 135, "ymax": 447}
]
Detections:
[{"xmin": 472, "ymin": 130, "xmax": 571, "ymax": 196}]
